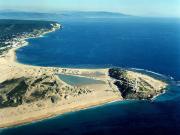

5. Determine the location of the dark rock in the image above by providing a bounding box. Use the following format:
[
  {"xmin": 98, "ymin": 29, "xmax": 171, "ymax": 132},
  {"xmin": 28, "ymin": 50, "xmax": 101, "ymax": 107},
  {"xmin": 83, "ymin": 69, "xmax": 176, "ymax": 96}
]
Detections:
[
  {"xmin": 109, "ymin": 68, "xmax": 163, "ymax": 100},
  {"xmin": 51, "ymin": 96, "xmax": 59, "ymax": 103}
]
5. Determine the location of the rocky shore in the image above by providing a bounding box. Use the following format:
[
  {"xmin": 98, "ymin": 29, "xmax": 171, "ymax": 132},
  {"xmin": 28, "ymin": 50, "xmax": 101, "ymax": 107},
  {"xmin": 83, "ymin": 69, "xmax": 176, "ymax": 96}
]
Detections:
[
  {"xmin": 0, "ymin": 47, "xmax": 122, "ymax": 128},
  {"xmin": 0, "ymin": 20, "xmax": 167, "ymax": 128},
  {"xmin": 109, "ymin": 68, "xmax": 167, "ymax": 100}
]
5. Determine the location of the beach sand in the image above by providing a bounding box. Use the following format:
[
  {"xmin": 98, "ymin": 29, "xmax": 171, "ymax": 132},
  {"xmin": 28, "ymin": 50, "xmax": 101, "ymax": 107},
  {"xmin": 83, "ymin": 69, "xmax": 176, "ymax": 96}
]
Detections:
[
  {"xmin": 0, "ymin": 27, "xmax": 167, "ymax": 128},
  {"xmin": 0, "ymin": 45, "xmax": 123, "ymax": 128}
]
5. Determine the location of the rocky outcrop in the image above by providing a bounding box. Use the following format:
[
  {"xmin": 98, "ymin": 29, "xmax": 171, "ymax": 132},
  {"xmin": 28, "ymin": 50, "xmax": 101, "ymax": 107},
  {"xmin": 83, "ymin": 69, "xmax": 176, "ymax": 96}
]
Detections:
[{"xmin": 109, "ymin": 68, "xmax": 167, "ymax": 100}]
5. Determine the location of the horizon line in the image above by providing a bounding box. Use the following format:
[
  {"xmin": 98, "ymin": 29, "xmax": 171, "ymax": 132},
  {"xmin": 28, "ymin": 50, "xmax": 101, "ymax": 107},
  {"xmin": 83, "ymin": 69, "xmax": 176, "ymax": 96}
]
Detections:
[{"xmin": 0, "ymin": 9, "xmax": 179, "ymax": 18}]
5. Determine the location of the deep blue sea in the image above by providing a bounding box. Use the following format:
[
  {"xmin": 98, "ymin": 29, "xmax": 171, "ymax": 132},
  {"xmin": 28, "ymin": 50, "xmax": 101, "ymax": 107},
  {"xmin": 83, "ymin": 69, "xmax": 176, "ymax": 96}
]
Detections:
[{"xmin": 1, "ymin": 17, "xmax": 180, "ymax": 135}]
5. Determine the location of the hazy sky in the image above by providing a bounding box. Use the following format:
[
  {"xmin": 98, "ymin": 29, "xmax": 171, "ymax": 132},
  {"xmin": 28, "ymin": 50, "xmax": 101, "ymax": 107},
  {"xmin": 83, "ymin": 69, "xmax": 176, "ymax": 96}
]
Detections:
[{"xmin": 0, "ymin": 0, "xmax": 180, "ymax": 17}]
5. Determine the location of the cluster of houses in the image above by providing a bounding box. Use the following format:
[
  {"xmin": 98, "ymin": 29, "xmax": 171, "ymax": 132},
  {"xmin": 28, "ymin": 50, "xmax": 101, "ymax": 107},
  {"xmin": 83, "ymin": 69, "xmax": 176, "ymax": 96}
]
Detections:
[{"xmin": 0, "ymin": 23, "xmax": 61, "ymax": 54}]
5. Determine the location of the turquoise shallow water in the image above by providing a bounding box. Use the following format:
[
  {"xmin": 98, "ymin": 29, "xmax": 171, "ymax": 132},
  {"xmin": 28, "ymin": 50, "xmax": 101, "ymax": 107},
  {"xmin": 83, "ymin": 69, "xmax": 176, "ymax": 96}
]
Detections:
[{"xmin": 1, "ymin": 17, "xmax": 180, "ymax": 135}]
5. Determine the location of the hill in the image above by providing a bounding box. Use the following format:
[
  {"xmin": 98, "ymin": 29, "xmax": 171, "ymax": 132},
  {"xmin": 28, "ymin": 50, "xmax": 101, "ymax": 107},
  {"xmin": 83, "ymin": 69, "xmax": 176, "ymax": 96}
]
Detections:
[
  {"xmin": 0, "ymin": 19, "xmax": 60, "ymax": 54},
  {"xmin": 0, "ymin": 11, "xmax": 130, "ymax": 20}
]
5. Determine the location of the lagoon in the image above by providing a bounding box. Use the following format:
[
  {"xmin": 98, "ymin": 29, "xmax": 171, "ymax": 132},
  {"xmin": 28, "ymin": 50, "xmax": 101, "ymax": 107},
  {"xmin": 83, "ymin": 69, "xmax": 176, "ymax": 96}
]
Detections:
[{"xmin": 58, "ymin": 74, "xmax": 105, "ymax": 86}]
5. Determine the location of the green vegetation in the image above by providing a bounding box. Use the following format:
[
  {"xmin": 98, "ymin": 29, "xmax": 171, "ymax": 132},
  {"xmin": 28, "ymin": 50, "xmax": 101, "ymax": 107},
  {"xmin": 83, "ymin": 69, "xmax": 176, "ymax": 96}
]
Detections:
[
  {"xmin": 0, "ymin": 19, "xmax": 59, "ymax": 54},
  {"xmin": 0, "ymin": 78, "xmax": 28, "ymax": 108},
  {"xmin": 0, "ymin": 75, "xmax": 92, "ymax": 108},
  {"xmin": 109, "ymin": 68, "xmax": 165, "ymax": 100}
]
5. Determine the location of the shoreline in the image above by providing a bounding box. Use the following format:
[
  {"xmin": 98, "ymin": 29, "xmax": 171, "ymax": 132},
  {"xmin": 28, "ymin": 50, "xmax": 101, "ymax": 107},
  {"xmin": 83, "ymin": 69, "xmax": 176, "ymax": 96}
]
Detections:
[
  {"xmin": 0, "ymin": 25, "xmax": 123, "ymax": 128},
  {"xmin": 1, "ymin": 97, "xmax": 122, "ymax": 129},
  {"xmin": 0, "ymin": 23, "xmax": 167, "ymax": 128}
]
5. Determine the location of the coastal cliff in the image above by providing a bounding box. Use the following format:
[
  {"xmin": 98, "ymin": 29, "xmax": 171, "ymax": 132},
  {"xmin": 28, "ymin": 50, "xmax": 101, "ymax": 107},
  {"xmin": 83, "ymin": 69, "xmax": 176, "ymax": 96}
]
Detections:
[
  {"xmin": 109, "ymin": 68, "xmax": 167, "ymax": 100},
  {"xmin": 0, "ymin": 19, "xmax": 167, "ymax": 128}
]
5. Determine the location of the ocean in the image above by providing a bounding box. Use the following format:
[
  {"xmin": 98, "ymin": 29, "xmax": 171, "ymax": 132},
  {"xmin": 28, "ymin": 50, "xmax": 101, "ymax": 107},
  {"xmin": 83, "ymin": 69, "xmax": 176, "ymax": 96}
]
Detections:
[{"xmin": 1, "ymin": 17, "xmax": 180, "ymax": 135}]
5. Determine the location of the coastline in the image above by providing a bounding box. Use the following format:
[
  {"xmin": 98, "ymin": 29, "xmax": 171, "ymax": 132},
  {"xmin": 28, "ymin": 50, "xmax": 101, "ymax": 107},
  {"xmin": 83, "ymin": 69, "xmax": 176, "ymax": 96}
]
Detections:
[
  {"xmin": 0, "ymin": 96, "xmax": 122, "ymax": 128},
  {"xmin": 0, "ymin": 25, "xmax": 123, "ymax": 128},
  {"xmin": 0, "ymin": 23, "xmax": 167, "ymax": 128}
]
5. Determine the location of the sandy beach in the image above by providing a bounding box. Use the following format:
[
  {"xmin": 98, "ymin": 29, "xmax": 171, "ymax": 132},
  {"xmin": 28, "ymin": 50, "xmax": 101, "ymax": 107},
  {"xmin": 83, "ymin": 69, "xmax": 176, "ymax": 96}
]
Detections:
[
  {"xmin": 0, "ymin": 26, "xmax": 167, "ymax": 128},
  {"xmin": 0, "ymin": 42, "xmax": 123, "ymax": 128}
]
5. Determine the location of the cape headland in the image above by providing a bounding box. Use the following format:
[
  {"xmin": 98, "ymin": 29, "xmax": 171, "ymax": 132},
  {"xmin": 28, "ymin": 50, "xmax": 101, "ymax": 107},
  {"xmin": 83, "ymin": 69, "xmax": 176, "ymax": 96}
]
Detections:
[{"xmin": 0, "ymin": 19, "xmax": 167, "ymax": 128}]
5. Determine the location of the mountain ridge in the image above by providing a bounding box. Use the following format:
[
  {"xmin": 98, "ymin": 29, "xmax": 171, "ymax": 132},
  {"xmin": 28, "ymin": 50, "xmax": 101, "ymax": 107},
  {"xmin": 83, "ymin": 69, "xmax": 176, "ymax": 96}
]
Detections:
[{"xmin": 0, "ymin": 10, "xmax": 131, "ymax": 20}]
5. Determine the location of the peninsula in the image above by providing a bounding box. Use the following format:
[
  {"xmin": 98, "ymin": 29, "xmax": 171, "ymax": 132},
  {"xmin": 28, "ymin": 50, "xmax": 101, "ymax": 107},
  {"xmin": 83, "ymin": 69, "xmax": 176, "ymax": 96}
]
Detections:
[{"xmin": 0, "ymin": 19, "xmax": 167, "ymax": 128}]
